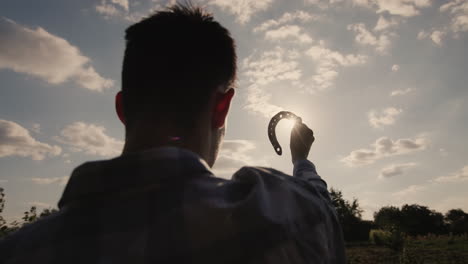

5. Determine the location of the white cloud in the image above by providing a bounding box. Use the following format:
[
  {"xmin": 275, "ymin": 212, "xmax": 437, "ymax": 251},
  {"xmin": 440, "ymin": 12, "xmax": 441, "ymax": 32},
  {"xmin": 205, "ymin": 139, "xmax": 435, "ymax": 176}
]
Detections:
[
  {"xmin": 312, "ymin": 0, "xmax": 431, "ymax": 17},
  {"xmin": 264, "ymin": 25, "xmax": 313, "ymax": 44},
  {"xmin": 31, "ymin": 123, "xmax": 41, "ymax": 133},
  {"xmin": 306, "ymin": 41, "xmax": 367, "ymax": 91},
  {"xmin": 417, "ymin": 1, "xmax": 467, "ymax": 46},
  {"xmin": 31, "ymin": 176, "xmax": 69, "ymax": 186},
  {"xmin": 391, "ymin": 64, "xmax": 400, "ymax": 72},
  {"xmin": 347, "ymin": 23, "xmax": 392, "ymax": 53},
  {"xmin": 375, "ymin": 0, "xmax": 430, "ymax": 17},
  {"xmin": 63, "ymin": 153, "xmax": 73, "ymax": 164},
  {"xmin": 56, "ymin": 122, "xmax": 123, "ymax": 157},
  {"xmin": 0, "ymin": 119, "xmax": 62, "ymax": 160},
  {"xmin": 243, "ymin": 47, "xmax": 300, "ymax": 118},
  {"xmin": 111, "ymin": 0, "xmax": 129, "ymax": 11},
  {"xmin": 353, "ymin": 0, "xmax": 373, "ymax": 7},
  {"xmin": 243, "ymin": 47, "xmax": 301, "ymax": 86},
  {"xmin": 434, "ymin": 165, "xmax": 468, "ymax": 183},
  {"xmin": 26, "ymin": 201, "xmax": 53, "ymax": 209},
  {"xmin": 440, "ymin": 0, "xmax": 468, "ymax": 34},
  {"xmin": 245, "ymin": 84, "xmax": 284, "ymax": 118},
  {"xmin": 304, "ymin": 0, "xmax": 328, "ymax": 9},
  {"xmin": 213, "ymin": 140, "xmax": 267, "ymax": 178},
  {"xmin": 390, "ymin": 88, "xmax": 412, "ymax": 96},
  {"xmin": 342, "ymin": 135, "xmax": 429, "ymax": 166},
  {"xmin": 95, "ymin": 1, "xmax": 121, "ymax": 17},
  {"xmin": 430, "ymin": 30, "xmax": 445, "ymax": 46},
  {"xmin": 0, "ymin": 17, "xmax": 114, "ymax": 92},
  {"xmin": 368, "ymin": 107, "xmax": 402, "ymax": 128},
  {"xmin": 306, "ymin": 43, "xmax": 368, "ymax": 66},
  {"xmin": 374, "ymin": 16, "xmax": 400, "ymax": 31},
  {"xmin": 418, "ymin": 29, "xmax": 445, "ymax": 46},
  {"xmin": 305, "ymin": 0, "xmax": 345, "ymax": 9},
  {"xmin": 354, "ymin": 0, "xmax": 431, "ymax": 17},
  {"xmin": 253, "ymin": 10, "xmax": 319, "ymax": 32},
  {"xmin": 209, "ymin": 0, "xmax": 273, "ymax": 24},
  {"xmin": 95, "ymin": 0, "xmax": 129, "ymax": 14},
  {"xmin": 417, "ymin": 30, "xmax": 429, "ymax": 39},
  {"xmin": 440, "ymin": 0, "xmax": 462, "ymax": 12},
  {"xmin": 393, "ymin": 184, "xmax": 427, "ymax": 198},
  {"xmin": 242, "ymin": 43, "xmax": 365, "ymax": 117},
  {"xmin": 452, "ymin": 15, "xmax": 468, "ymax": 33},
  {"xmin": 95, "ymin": 0, "xmax": 147, "ymax": 22},
  {"xmin": 379, "ymin": 162, "xmax": 417, "ymax": 179},
  {"xmin": 243, "ymin": 41, "xmax": 366, "ymax": 117}
]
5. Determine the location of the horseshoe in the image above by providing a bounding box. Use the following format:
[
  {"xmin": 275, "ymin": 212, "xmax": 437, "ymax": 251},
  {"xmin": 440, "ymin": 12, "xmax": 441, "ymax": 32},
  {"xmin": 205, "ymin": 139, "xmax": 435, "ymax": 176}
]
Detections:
[{"xmin": 268, "ymin": 111, "xmax": 301, "ymax": 155}]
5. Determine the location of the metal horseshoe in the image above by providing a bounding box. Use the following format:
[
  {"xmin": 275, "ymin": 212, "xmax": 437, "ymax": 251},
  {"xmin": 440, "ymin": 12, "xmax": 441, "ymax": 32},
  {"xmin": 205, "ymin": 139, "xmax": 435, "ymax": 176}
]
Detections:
[{"xmin": 268, "ymin": 111, "xmax": 302, "ymax": 155}]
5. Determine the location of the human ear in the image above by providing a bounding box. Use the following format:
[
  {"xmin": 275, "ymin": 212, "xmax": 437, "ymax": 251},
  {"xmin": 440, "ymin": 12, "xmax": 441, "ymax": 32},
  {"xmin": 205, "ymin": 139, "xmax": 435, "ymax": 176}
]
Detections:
[
  {"xmin": 115, "ymin": 91, "xmax": 126, "ymax": 125},
  {"xmin": 212, "ymin": 88, "xmax": 235, "ymax": 129}
]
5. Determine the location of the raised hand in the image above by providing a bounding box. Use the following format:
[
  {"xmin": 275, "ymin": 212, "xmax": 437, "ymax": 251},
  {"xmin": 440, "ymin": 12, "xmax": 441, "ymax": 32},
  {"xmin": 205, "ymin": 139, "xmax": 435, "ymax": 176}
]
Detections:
[{"xmin": 290, "ymin": 120, "xmax": 314, "ymax": 164}]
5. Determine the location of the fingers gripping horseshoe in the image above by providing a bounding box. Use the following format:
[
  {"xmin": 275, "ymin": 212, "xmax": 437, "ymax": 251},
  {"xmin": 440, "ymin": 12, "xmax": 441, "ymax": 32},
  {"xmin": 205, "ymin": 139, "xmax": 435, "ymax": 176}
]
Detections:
[{"xmin": 268, "ymin": 111, "xmax": 302, "ymax": 155}]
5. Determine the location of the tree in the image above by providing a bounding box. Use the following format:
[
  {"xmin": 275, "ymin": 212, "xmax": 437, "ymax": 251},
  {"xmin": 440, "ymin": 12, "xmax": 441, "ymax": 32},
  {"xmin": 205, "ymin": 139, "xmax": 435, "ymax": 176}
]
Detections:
[
  {"xmin": 0, "ymin": 187, "xmax": 7, "ymax": 236},
  {"xmin": 446, "ymin": 209, "xmax": 467, "ymax": 223},
  {"xmin": 0, "ymin": 188, "xmax": 59, "ymax": 238},
  {"xmin": 0, "ymin": 188, "xmax": 21, "ymax": 236},
  {"xmin": 39, "ymin": 208, "xmax": 58, "ymax": 218},
  {"xmin": 0, "ymin": 188, "xmax": 5, "ymax": 223},
  {"xmin": 22, "ymin": 206, "xmax": 38, "ymax": 224},
  {"xmin": 374, "ymin": 206, "xmax": 401, "ymax": 232},
  {"xmin": 330, "ymin": 188, "xmax": 363, "ymax": 222},
  {"xmin": 20, "ymin": 206, "xmax": 58, "ymax": 225},
  {"xmin": 375, "ymin": 204, "xmax": 447, "ymax": 236},
  {"xmin": 329, "ymin": 188, "xmax": 371, "ymax": 241},
  {"xmin": 400, "ymin": 204, "xmax": 446, "ymax": 236},
  {"xmin": 445, "ymin": 209, "xmax": 468, "ymax": 235}
]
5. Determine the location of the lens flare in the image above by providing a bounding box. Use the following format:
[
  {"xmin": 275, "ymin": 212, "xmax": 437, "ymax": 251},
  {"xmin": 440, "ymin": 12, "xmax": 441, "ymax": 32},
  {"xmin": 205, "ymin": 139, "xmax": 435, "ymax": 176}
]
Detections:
[{"xmin": 280, "ymin": 119, "xmax": 297, "ymax": 135}]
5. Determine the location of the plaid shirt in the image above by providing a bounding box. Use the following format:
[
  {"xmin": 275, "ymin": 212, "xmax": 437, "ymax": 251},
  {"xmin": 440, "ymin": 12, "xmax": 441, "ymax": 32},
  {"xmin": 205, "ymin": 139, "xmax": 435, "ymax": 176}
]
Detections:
[{"xmin": 0, "ymin": 147, "xmax": 346, "ymax": 264}]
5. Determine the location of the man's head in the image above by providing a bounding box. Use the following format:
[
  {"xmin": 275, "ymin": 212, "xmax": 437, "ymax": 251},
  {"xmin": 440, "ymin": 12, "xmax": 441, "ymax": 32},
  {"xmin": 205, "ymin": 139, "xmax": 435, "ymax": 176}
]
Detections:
[{"xmin": 116, "ymin": 4, "xmax": 236, "ymax": 166}]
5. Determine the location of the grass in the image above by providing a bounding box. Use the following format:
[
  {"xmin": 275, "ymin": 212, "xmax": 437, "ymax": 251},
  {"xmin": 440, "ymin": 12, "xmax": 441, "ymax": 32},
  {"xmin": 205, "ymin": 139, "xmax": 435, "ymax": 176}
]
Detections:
[{"xmin": 346, "ymin": 235, "xmax": 468, "ymax": 264}]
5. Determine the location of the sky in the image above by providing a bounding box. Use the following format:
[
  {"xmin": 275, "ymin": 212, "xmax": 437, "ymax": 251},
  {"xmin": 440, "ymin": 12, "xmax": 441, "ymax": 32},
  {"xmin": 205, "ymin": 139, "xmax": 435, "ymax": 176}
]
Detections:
[{"xmin": 1, "ymin": 0, "xmax": 468, "ymax": 221}]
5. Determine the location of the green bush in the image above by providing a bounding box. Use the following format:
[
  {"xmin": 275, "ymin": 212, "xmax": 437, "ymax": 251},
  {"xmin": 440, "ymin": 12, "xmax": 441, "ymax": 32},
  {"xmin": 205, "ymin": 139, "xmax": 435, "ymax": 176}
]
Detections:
[
  {"xmin": 369, "ymin": 229, "xmax": 405, "ymax": 251},
  {"xmin": 370, "ymin": 229, "xmax": 392, "ymax": 246}
]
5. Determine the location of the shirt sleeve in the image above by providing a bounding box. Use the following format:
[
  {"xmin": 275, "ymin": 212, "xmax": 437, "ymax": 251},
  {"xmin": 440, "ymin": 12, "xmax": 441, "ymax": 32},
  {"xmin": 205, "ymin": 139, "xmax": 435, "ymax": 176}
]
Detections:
[
  {"xmin": 293, "ymin": 159, "xmax": 327, "ymax": 190},
  {"xmin": 231, "ymin": 163, "xmax": 346, "ymax": 263}
]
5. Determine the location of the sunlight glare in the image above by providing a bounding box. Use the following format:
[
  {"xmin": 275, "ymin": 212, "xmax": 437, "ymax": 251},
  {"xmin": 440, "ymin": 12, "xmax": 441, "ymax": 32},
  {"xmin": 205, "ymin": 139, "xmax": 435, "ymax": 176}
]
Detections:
[{"xmin": 280, "ymin": 119, "xmax": 297, "ymax": 135}]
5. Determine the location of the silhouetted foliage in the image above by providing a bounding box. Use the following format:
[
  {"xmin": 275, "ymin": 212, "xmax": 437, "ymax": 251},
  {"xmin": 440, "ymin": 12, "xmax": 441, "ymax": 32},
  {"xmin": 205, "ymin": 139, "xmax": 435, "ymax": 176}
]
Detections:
[
  {"xmin": 22, "ymin": 206, "xmax": 38, "ymax": 224},
  {"xmin": 330, "ymin": 188, "xmax": 372, "ymax": 241},
  {"xmin": 374, "ymin": 204, "xmax": 448, "ymax": 237},
  {"xmin": 330, "ymin": 188, "xmax": 363, "ymax": 221},
  {"xmin": 39, "ymin": 208, "xmax": 58, "ymax": 218},
  {"xmin": 374, "ymin": 206, "xmax": 401, "ymax": 232},
  {"xmin": 400, "ymin": 204, "xmax": 446, "ymax": 236},
  {"xmin": 445, "ymin": 209, "xmax": 468, "ymax": 235},
  {"xmin": 0, "ymin": 188, "xmax": 58, "ymax": 238},
  {"xmin": 0, "ymin": 187, "xmax": 7, "ymax": 237}
]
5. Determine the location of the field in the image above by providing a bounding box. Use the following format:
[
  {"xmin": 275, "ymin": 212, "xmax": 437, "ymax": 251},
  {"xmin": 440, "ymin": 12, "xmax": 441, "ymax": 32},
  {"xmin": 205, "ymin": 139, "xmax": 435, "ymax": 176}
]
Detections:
[{"xmin": 346, "ymin": 235, "xmax": 468, "ymax": 264}]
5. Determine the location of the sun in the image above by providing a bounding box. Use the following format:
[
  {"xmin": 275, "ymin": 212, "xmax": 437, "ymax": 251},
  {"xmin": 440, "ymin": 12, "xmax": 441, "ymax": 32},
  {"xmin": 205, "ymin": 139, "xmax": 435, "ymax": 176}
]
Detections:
[
  {"xmin": 278, "ymin": 119, "xmax": 297, "ymax": 136},
  {"xmin": 282, "ymin": 119, "xmax": 297, "ymax": 132}
]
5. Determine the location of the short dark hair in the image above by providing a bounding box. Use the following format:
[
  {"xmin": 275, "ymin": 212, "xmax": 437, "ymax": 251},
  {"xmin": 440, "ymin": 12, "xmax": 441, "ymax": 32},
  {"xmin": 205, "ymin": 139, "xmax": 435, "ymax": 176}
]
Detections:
[{"xmin": 122, "ymin": 4, "xmax": 237, "ymax": 128}]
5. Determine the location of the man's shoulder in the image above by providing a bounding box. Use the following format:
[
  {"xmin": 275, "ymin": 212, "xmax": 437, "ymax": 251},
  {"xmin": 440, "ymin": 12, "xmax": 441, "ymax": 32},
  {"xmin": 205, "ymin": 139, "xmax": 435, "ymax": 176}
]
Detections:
[
  {"xmin": 230, "ymin": 166, "xmax": 315, "ymax": 192},
  {"xmin": 231, "ymin": 166, "xmax": 291, "ymax": 181},
  {"xmin": 236, "ymin": 165, "xmax": 287, "ymax": 174}
]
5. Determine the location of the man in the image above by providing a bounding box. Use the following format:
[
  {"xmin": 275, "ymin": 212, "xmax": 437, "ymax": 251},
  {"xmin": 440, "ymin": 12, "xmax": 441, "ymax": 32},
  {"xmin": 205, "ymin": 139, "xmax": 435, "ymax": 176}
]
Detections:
[{"xmin": 0, "ymin": 4, "xmax": 345, "ymax": 264}]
